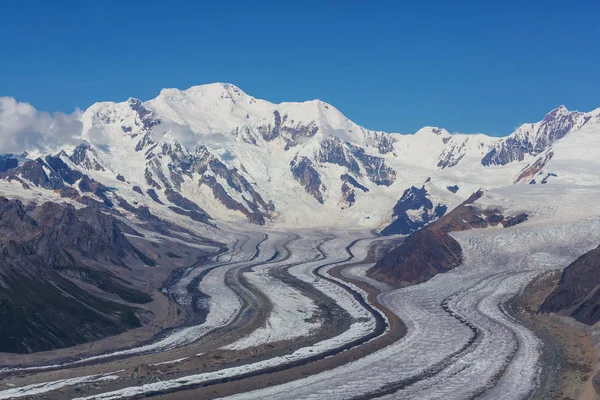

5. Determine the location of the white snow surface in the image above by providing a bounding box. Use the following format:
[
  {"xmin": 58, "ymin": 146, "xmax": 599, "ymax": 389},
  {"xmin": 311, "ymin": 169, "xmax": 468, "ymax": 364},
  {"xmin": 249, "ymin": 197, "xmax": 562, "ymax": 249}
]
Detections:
[{"xmin": 9, "ymin": 82, "xmax": 595, "ymax": 231}]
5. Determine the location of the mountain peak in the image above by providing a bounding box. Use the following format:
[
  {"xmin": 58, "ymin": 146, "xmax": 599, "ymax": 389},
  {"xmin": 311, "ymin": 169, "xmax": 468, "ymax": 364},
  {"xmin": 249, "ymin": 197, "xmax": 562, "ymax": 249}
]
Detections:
[
  {"xmin": 158, "ymin": 82, "xmax": 251, "ymax": 102},
  {"xmin": 544, "ymin": 104, "xmax": 570, "ymax": 117},
  {"xmin": 414, "ymin": 126, "xmax": 451, "ymax": 137}
]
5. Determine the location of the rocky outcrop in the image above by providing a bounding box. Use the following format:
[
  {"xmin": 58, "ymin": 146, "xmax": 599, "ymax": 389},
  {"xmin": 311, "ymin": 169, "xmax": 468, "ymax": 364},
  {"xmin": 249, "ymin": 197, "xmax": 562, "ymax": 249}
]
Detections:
[
  {"xmin": 348, "ymin": 144, "xmax": 396, "ymax": 186},
  {"xmin": 60, "ymin": 186, "xmax": 80, "ymax": 198},
  {"xmin": 199, "ymin": 175, "xmax": 269, "ymax": 225},
  {"xmin": 340, "ymin": 182, "xmax": 356, "ymax": 208},
  {"xmin": 370, "ymin": 228, "xmax": 463, "ymax": 287},
  {"xmin": 164, "ymin": 188, "xmax": 211, "ymax": 224},
  {"xmin": 437, "ymin": 139, "xmax": 468, "ymax": 169},
  {"xmin": 370, "ymin": 191, "xmax": 529, "ymax": 287},
  {"xmin": 372, "ymin": 131, "xmax": 395, "ymax": 154},
  {"xmin": 340, "ymin": 173, "xmax": 369, "ymax": 208},
  {"xmin": 125, "ymin": 98, "xmax": 161, "ymax": 139},
  {"xmin": 540, "ymin": 245, "xmax": 600, "ymax": 325},
  {"xmin": 70, "ymin": 143, "xmax": 106, "ymax": 171},
  {"xmin": 341, "ymin": 173, "xmax": 369, "ymax": 193},
  {"xmin": 317, "ymin": 137, "xmax": 361, "ymax": 175},
  {"xmin": 45, "ymin": 153, "xmax": 85, "ymax": 184},
  {"xmin": 380, "ymin": 186, "xmax": 447, "ymax": 236},
  {"xmin": 3, "ymin": 158, "xmax": 65, "ymax": 190},
  {"xmin": 317, "ymin": 137, "xmax": 396, "ymax": 186},
  {"xmin": 290, "ymin": 156, "xmax": 326, "ymax": 204},
  {"xmin": 191, "ymin": 147, "xmax": 273, "ymax": 224},
  {"xmin": 514, "ymin": 151, "xmax": 554, "ymax": 184},
  {"xmin": 256, "ymin": 110, "xmax": 319, "ymax": 148},
  {"xmin": 0, "ymin": 153, "xmax": 118, "ymax": 208},
  {"xmin": 147, "ymin": 188, "xmax": 164, "ymax": 204}
]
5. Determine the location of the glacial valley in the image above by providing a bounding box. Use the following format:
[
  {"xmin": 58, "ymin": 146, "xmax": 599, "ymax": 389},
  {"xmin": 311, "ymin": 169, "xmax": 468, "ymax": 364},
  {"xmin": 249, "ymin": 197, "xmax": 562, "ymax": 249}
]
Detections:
[{"xmin": 1, "ymin": 84, "xmax": 600, "ymax": 399}]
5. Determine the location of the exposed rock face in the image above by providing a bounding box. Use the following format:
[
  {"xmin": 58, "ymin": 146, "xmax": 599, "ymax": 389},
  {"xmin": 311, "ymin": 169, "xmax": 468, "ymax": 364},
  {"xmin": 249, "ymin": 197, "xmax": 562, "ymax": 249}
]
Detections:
[
  {"xmin": 147, "ymin": 189, "xmax": 164, "ymax": 204},
  {"xmin": 199, "ymin": 175, "xmax": 269, "ymax": 225},
  {"xmin": 317, "ymin": 137, "xmax": 361, "ymax": 175},
  {"xmin": 257, "ymin": 110, "xmax": 319, "ymax": 148},
  {"xmin": 372, "ymin": 131, "xmax": 395, "ymax": 154},
  {"xmin": 370, "ymin": 191, "xmax": 529, "ymax": 287},
  {"xmin": 70, "ymin": 143, "xmax": 106, "ymax": 171},
  {"xmin": 125, "ymin": 98, "xmax": 161, "ymax": 146},
  {"xmin": 317, "ymin": 137, "xmax": 396, "ymax": 186},
  {"xmin": 290, "ymin": 156, "xmax": 326, "ymax": 204},
  {"xmin": 437, "ymin": 140, "xmax": 468, "ymax": 169},
  {"xmin": 45, "ymin": 154, "xmax": 85, "ymax": 184},
  {"xmin": 136, "ymin": 142, "xmax": 273, "ymax": 224},
  {"xmin": 348, "ymin": 144, "xmax": 396, "ymax": 186},
  {"xmin": 194, "ymin": 150, "xmax": 273, "ymax": 224},
  {"xmin": 340, "ymin": 173, "xmax": 369, "ymax": 208},
  {"xmin": 340, "ymin": 182, "xmax": 356, "ymax": 208},
  {"xmin": 370, "ymin": 228, "xmax": 463, "ymax": 287},
  {"xmin": 4, "ymin": 158, "xmax": 65, "ymax": 190},
  {"xmin": 514, "ymin": 151, "xmax": 554, "ymax": 184},
  {"xmin": 0, "ymin": 153, "xmax": 118, "ymax": 207},
  {"xmin": 380, "ymin": 186, "xmax": 447, "ymax": 236},
  {"xmin": 60, "ymin": 186, "xmax": 80, "ymax": 198},
  {"xmin": 540, "ymin": 172, "xmax": 557, "ymax": 184},
  {"xmin": 540, "ymin": 245, "xmax": 600, "ymax": 325},
  {"xmin": 0, "ymin": 197, "xmax": 160, "ymax": 353},
  {"xmin": 164, "ymin": 188, "xmax": 211, "ymax": 224},
  {"xmin": 341, "ymin": 173, "xmax": 369, "ymax": 193}
]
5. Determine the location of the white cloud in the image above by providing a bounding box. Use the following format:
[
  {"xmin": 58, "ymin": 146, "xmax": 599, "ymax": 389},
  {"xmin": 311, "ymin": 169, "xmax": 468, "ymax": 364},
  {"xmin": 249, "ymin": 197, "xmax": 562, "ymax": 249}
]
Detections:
[
  {"xmin": 157, "ymin": 120, "xmax": 233, "ymax": 149},
  {"xmin": 0, "ymin": 97, "xmax": 83, "ymax": 154}
]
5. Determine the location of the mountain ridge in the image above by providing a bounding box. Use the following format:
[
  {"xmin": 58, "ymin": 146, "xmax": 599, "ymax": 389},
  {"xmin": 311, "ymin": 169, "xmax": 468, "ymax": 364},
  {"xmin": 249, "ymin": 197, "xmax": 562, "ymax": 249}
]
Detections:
[{"xmin": 2, "ymin": 83, "xmax": 600, "ymax": 231}]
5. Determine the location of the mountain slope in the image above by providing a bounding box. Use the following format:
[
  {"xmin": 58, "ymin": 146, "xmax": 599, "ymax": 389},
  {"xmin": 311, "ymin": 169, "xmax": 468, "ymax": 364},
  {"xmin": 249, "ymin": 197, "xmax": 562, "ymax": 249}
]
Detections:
[
  {"xmin": 0, "ymin": 197, "xmax": 150, "ymax": 353},
  {"xmin": 369, "ymin": 190, "xmax": 529, "ymax": 287},
  {"xmin": 2, "ymin": 83, "xmax": 600, "ymax": 233},
  {"xmin": 540, "ymin": 244, "xmax": 600, "ymax": 325}
]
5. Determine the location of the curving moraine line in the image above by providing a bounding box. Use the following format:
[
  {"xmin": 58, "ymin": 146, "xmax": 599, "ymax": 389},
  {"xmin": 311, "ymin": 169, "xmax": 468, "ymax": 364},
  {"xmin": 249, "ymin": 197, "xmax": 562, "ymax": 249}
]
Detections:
[
  {"xmin": 352, "ymin": 271, "xmax": 539, "ymax": 400},
  {"xmin": 0, "ymin": 233, "xmax": 405, "ymax": 400},
  {"xmin": 88, "ymin": 235, "xmax": 393, "ymax": 400},
  {"xmin": 0, "ymin": 231, "xmax": 263, "ymax": 376}
]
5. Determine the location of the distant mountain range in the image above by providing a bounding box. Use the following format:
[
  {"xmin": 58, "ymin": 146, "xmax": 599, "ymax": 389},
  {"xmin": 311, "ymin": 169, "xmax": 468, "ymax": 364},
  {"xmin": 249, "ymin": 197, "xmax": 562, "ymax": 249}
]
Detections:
[{"xmin": 1, "ymin": 83, "xmax": 599, "ymax": 234}]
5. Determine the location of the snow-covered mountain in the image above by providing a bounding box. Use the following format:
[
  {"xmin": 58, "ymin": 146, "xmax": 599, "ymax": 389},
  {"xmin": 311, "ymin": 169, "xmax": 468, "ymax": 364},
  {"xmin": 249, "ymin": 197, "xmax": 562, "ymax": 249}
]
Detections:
[{"xmin": 2, "ymin": 83, "xmax": 600, "ymax": 232}]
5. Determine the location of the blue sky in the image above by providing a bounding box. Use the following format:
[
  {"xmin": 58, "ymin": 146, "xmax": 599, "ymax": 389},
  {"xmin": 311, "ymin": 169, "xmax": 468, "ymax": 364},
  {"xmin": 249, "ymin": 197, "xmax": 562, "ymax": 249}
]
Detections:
[{"xmin": 1, "ymin": 1, "xmax": 599, "ymax": 136}]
